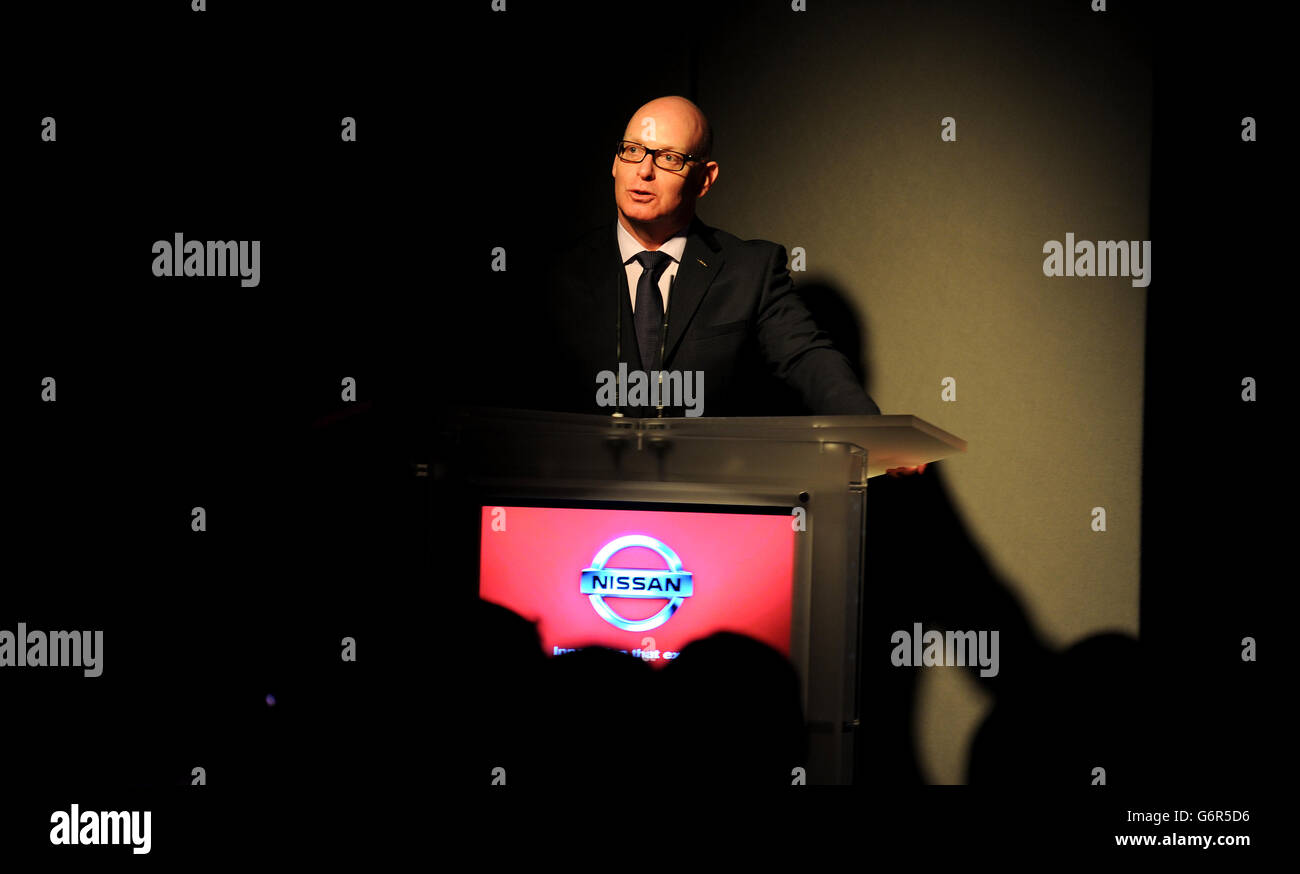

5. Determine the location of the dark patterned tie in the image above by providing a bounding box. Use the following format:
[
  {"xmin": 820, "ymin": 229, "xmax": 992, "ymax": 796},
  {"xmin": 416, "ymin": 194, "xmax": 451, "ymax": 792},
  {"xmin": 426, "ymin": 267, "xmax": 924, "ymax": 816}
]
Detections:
[{"xmin": 633, "ymin": 250, "xmax": 672, "ymax": 373}]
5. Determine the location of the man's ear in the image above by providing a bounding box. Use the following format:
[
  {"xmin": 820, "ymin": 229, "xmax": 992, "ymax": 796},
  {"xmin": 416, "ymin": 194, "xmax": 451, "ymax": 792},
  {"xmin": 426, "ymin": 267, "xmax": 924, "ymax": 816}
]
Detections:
[{"xmin": 696, "ymin": 161, "xmax": 720, "ymax": 199}]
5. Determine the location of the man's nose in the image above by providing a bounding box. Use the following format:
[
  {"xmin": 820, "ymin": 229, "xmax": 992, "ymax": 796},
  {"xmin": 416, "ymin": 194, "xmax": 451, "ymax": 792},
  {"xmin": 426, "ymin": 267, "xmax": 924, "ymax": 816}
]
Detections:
[{"xmin": 637, "ymin": 157, "xmax": 656, "ymax": 179}]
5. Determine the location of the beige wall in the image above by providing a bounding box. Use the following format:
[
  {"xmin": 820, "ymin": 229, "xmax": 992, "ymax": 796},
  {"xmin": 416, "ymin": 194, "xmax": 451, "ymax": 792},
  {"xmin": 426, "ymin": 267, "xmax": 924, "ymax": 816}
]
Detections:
[{"xmin": 697, "ymin": 2, "xmax": 1150, "ymax": 783}]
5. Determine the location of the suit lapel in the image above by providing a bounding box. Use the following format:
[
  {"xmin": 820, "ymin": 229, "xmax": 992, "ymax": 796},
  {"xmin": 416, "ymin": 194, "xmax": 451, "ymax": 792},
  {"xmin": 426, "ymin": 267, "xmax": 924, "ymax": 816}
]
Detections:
[
  {"xmin": 664, "ymin": 217, "xmax": 724, "ymax": 367},
  {"xmin": 584, "ymin": 222, "xmax": 640, "ymax": 371},
  {"xmin": 617, "ymin": 263, "xmax": 641, "ymax": 370}
]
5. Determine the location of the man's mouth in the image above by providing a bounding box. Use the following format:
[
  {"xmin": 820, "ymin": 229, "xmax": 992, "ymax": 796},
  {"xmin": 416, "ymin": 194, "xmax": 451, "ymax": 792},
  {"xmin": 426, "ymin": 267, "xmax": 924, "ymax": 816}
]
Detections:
[{"xmin": 629, "ymin": 189, "xmax": 656, "ymax": 202}]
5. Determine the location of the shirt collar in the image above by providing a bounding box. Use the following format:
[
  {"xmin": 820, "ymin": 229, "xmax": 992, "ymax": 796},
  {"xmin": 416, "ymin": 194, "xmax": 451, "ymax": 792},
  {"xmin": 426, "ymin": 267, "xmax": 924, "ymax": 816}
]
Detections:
[{"xmin": 617, "ymin": 217, "xmax": 689, "ymax": 265}]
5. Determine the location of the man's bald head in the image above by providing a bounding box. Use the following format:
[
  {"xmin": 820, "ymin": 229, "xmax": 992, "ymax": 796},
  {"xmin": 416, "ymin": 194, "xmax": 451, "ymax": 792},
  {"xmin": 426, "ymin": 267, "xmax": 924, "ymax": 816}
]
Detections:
[
  {"xmin": 626, "ymin": 96, "xmax": 713, "ymax": 159},
  {"xmin": 612, "ymin": 96, "xmax": 720, "ymax": 249}
]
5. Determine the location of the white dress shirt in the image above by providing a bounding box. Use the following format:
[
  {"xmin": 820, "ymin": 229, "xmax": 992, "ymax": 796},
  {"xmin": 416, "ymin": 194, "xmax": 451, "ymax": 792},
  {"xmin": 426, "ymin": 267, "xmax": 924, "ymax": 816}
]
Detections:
[{"xmin": 616, "ymin": 219, "xmax": 689, "ymax": 314}]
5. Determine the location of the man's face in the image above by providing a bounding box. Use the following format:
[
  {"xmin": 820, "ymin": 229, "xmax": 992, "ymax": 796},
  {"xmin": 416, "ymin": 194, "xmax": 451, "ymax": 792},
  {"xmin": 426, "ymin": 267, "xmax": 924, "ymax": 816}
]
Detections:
[{"xmin": 611, "ymin": 115, "xmax": 707, "ymax": 231}]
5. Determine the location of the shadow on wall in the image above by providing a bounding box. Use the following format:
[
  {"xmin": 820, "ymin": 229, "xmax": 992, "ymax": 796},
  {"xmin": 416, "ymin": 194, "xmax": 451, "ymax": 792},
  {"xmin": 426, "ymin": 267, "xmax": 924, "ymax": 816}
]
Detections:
[
  {"xmin": 796, "ymin": 278, "xmax": 874, "ymax": 392},
  {"xmin": 801, "ymin": 277, "xmax": 1160, "ymax": 785},
  {"xmin": 863, "ymin": 424, "xmax": 1259, "ymax": 787}
]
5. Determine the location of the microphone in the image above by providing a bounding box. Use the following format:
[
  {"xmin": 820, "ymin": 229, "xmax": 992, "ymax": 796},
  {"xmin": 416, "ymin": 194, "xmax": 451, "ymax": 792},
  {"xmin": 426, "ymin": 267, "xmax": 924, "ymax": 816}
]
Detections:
[
  {"xmin": 655, "ymin": 272, "xmax": 673, "ymax": 418},
  {"xmin": 615, "ymin": 262, "xmax": 624, "ymax": 418}
]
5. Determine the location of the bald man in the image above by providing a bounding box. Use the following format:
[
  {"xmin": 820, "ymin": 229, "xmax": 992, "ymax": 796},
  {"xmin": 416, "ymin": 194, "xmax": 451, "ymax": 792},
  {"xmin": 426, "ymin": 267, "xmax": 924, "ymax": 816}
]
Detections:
[{"xmin": 541, "ymin": 95, "xmax": 882, "ymax": 419}]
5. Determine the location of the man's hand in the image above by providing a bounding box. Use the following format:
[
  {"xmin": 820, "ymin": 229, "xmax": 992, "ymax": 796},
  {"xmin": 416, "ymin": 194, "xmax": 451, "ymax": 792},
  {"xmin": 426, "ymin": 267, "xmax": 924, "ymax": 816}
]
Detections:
[{"xmin": 885, "ymin": 463, "xmax": 927, "ymax": 477}]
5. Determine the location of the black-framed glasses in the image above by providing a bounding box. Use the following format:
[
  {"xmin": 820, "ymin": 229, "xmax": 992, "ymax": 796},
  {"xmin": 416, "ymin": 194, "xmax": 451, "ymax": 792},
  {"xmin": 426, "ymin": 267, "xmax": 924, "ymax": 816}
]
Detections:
[{"xmin": 615, "ymin": 140, "xmax": 703, "ymax": 172}]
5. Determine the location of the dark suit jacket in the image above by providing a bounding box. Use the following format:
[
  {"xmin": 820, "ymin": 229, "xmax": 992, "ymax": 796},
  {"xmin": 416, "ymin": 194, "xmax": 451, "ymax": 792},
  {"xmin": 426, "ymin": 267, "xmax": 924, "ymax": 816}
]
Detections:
[{"xmin": 537, "ymin": 216, "xmax": 881, "ymax": 418}]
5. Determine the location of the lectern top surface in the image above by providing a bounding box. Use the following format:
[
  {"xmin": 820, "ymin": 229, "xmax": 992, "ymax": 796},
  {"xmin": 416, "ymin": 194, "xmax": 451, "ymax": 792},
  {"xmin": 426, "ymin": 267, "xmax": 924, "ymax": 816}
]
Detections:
[{"xmin": 445, "ymin": 407, "xmax": 966, "ymax": 477}]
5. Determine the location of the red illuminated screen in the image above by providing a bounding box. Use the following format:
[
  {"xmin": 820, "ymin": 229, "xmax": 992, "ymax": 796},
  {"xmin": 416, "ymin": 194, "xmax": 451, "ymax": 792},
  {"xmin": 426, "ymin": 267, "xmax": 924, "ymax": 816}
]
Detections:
[{"xmin": 479, "ymin": 506, "xmax": 796, "ymax": 665}]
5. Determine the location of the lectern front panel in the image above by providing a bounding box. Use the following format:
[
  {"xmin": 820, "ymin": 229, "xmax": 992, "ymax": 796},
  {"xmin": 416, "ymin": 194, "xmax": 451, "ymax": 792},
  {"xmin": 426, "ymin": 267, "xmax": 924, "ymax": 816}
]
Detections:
[{"xmin": 479, "ymin": 504, "xmax": 796, "ymax": 666}]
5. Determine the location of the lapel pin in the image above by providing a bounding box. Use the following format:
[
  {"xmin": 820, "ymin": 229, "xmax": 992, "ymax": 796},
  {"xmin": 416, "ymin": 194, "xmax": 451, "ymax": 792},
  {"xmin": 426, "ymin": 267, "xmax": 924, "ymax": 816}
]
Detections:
[{"xmin": 697, "ymin": 258, "xmax": 708, "ymax": 267}]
